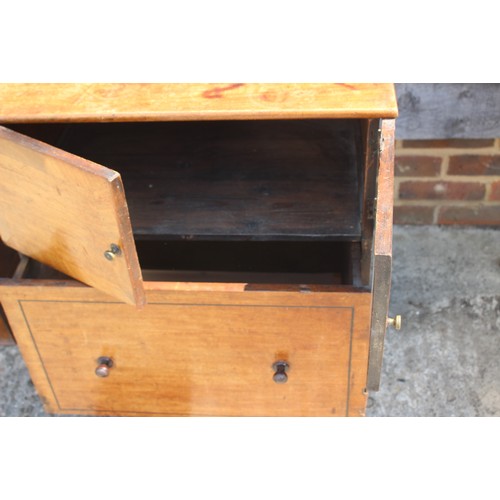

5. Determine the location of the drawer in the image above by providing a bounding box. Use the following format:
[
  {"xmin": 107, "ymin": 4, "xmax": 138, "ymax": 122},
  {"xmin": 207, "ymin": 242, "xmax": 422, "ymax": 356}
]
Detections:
[{"xmin": 1, "ymin": 286, "xmax": 371, "ymax": 416}]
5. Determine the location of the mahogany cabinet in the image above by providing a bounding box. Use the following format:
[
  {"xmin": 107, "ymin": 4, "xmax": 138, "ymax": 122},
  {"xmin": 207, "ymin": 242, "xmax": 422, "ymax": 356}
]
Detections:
[{"xmin": 0, "ymin": 84, "xmax": 398, "ymax": 416}]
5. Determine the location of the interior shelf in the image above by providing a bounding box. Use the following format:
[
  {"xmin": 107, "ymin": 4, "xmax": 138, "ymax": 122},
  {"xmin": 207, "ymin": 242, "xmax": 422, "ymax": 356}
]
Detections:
[{"xmin": 10, "ymin": 119, "xmax": 362, "ymax": 241}]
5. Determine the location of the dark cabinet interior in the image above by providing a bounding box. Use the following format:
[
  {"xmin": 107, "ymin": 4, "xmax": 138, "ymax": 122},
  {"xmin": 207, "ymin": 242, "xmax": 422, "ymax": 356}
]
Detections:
[{"xmin": 6, "ymin": 120, "xmax": 365, "ymax": 286}]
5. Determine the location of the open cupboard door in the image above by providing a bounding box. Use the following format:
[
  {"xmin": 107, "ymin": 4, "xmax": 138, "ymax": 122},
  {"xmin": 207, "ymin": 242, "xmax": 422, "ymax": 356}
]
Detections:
[
  {"xmin": 366, "ymin": 119, "xmax": 395, "ymax": 391},
  {"xmin": 0, "ymin": 126, "xmax": 145, "ymax": 307}
]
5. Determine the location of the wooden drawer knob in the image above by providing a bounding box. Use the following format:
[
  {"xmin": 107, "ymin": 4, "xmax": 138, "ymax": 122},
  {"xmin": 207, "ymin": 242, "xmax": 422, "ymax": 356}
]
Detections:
[
  {"xmin": 272, "ymin": 361, "xmax": 289, "ymax": 384},
  {"xmin": 95, "ymin": 356, "xmax": 114, "ymax": 377},
  {"xmin": 104, "ymin": 243, "xmax": 121, "ymax": 261}
]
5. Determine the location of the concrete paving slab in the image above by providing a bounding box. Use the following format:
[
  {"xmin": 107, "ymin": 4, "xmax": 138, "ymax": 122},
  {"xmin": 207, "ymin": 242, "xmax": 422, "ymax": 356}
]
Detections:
[{"xmin": 367, "ymin": 226, "xmax": 500, "ymax": 416}]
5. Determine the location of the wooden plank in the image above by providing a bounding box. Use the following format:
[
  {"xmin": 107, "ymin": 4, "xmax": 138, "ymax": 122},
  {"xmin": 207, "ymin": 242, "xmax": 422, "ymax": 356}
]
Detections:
[
  {"xmin": 0, "ymin": 84, "xmax": 398, "ymax": 123},
  {"xmin": 0, "ymin": 126, "xmax": 145, "ymax": 307},
  {"xmin": 366, "ymin": 119, "xmax": 395, "ymax": 391},
  {"xmin": 1, "ymin": 283, "xmax": 371, "ymax": 416},
  {"xmin": 396, "ymin": 83, "xmax": 500, "ymax": 139},
  {"xmin": 45, "ymin": 120, "xmax": 362, "ymax": 241}
]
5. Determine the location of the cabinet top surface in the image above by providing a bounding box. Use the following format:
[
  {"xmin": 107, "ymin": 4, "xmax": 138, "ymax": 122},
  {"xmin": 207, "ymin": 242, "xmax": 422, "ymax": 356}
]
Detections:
[{"xmin": 0, "ymin": 83, "xmax": 397, "ymax": 122}]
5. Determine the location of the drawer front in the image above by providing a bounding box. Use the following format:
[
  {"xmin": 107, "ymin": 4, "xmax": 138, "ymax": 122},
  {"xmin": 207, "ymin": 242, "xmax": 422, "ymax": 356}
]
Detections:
[{"xmin": 7, "ymin": 289, "xmax": 371, "ymax": 416}]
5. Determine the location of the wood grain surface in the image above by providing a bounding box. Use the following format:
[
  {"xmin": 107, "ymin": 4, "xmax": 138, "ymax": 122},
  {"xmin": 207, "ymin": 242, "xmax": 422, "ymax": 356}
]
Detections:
[
  {"xmin": 367, "ymin": 119, "xmax": 395, "ymax": 391},
  {"xmin": 0, "ymin": 84, "xmax": 397, "ymax": 122},
  {"xmin": 0, "ymin": 283, "xmax": 371, "ymax": 416},
  {"xmin": 0, "ymin": 126, "xmax": 145, "ymax": 306}
]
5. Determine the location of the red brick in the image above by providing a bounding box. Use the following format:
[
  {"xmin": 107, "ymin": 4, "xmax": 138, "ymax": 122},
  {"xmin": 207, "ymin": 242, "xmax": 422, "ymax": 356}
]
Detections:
[
  {"xmin": 448, "ymin": 155, "xmax": 500, "ymax": 175},
  {"xmin": 399, "ymin": 181, "xmax": 486, "ymax": 201},
  {"xmin": 490, "ymin": 181, "xmax": 500, "ymax": 201},
  {"xmin": 394, "ymin": 206, "xmax": 435, "ymax": 225},
  {"xmin": 402, "ymin": 139, "xmax": 495, "ymax": 149},
  {"xmin": 395, "ymin": 156, "xmax": 441, "ymax": 177},
  {"xmin": 438, "ymin": 206, "xmax": 500, "ymax": 225}
]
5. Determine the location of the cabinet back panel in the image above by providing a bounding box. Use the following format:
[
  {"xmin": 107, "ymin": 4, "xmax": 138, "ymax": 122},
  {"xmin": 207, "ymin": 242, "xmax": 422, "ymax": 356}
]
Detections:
[{"xmin": 7, "ymin": 120, "xmax": 362, "ymax": 241}]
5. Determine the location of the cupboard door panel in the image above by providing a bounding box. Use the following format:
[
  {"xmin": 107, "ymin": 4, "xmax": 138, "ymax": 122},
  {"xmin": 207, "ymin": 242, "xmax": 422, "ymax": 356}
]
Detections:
[
  {"xmin": 367, "ymin": 119, "xmax": 395, "ymax": 391},
  {"xmin": 0, "ymin": 126, "xmax": 144, "ymax": 306}
]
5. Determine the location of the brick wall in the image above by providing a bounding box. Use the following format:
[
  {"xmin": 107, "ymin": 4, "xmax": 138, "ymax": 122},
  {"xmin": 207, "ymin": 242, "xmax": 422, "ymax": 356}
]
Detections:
[{"xmin": 394, "ymin": 139, "xmax": 500, "ymax": 225}]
